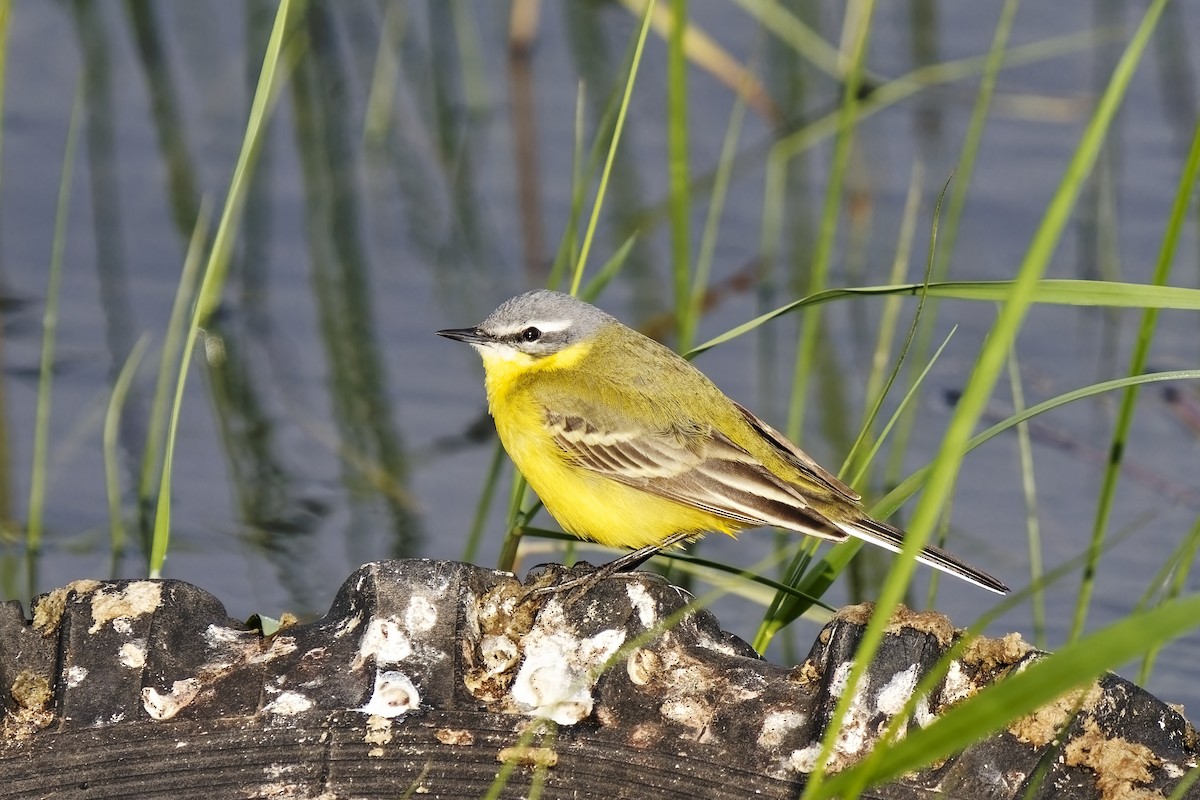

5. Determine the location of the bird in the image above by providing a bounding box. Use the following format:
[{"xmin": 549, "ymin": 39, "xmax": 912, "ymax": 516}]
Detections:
[{"xmin": 438, "ymin": 289, "xmax": 1008, "ymax": 595}]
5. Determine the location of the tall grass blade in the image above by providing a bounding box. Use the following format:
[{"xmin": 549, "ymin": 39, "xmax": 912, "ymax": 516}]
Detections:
[
  {"xmin": 885, "ymin": 0, "xmax": 1020, "ymax": 511},
  {"xmin": 785, "ymin": 0, "xmax": 875, "ymax": 442},
  {"xmin": 688, "ymin": 73, "xmax": 749, "ymax": 337},
  {"xmin": 104, "ymin": 335, "xmax": 149, "ymax": 566},
  {"xmin": 759, "ymin": 180, "xmax": 947, "ymax": 645},
  {"xmin": 807, "ymin": 0, "xmax": 1174, "ymax": 756},
  {"xmin": 754, "ymin": 327, "xmax": 956, "ymax": 645},
  {"xmin": 730, "ymin": 0, "xmax": 846, "ymax": 81},
  {"xmin": 843, "ymin": 168, "xmax": 940, "ymax": 483},
  {"xmin": 545, "ymin": 84, "xmax": 588, "ymax": 291},
  {"xmin": 1006, "ymin": 348, "xmax": 1046, "ymax": 646},
  {"xmin": 1138, "ymin": 516, "xmax": 1200, "ymax": 684},
  {"xmin": 497, "ymin": 472, "xmax": 531, "ymax": 573},
  {"xmin": 581, "ymin": 234, "xmax": 638, "ymax": 302},
  {"xmin": 569, "ymin": 0, "xmax": 655, "ymax": 295},
  {"xmin": 689, "ymin": 279, "xmax": 1200, "ymax": 357},
  {"xmin": 873, "ymin": 370, "xmax": 1200, "ymax": 522},
  {"xmin": 497, "ymin": 2, "xmax": 655, "ymax": 572},
  {"xmin": 149, "ymin": 0, "xmax": 305, "ymax": 577},
  {"xmin": 1071, "ymin": 121, "xmax": 1200, "ymax": 641},
  {"xmin": 666, "ymin": 0, "xmax": 691, "ymax": 348},
  {"xmin": 26, "ymin": 85, "xmax": 83, "ymax": 588},
  {"xmin": 854, "ymin": 162, "xmax": 923, "ymax": 474},
  {"xmin": 0, "ymin": 0, "xmax": 13, "ymax": 539},
  {"xmin": 137, "ymin": 201, "xmax": 209, "ymax": 550},
  {"xmin": 1168, "ymin": 766, "xmax": 1200, "ymax": 800},
  {"xmin": 620, "ymin": 0, "xmax": 777, "ymax": 121}
]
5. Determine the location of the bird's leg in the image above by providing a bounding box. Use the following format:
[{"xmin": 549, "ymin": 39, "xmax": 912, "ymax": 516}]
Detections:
[
  {"xmin": 523, "ymin": 531, "xmax": 694, "ymax": 602},
  {"xmin": 595, "ymin": 530, "xmax": 695, "ymax": 574}
]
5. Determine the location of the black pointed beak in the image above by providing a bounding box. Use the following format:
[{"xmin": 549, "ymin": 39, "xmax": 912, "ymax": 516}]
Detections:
[{"xmin": 437, "ymin": 327, "xmax": 490, "ymax": 345}]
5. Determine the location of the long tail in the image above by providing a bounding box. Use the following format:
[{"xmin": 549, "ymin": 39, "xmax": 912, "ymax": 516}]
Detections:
[{"xmin": 841, "ymin": 516, "xmax": 1009, "ymax": 595}]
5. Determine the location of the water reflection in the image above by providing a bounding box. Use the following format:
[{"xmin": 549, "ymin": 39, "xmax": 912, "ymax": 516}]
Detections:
[{"xmin": 0, "ymin": 0, "xmax": 1196, "ymax": 711}]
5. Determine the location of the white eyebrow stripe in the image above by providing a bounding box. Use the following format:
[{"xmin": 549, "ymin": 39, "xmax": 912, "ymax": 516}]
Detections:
[{"xmin": 489, "ymin": 319, "xmax": 573, "ymax": 336}]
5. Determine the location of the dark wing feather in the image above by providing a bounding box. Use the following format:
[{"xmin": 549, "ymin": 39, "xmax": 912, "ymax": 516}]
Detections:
[
  {"xmin": 545, "ymin": 410, "xmax": 847, "ymax": 541},
  {"xmin": 731, "ymin": 401, "xmax": 860, "ymax": 503}
]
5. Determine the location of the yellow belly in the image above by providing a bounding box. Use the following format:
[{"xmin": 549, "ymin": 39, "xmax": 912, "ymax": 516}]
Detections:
[{"xmin": 493, "ymin": 401, "xmax": 737, "ymax": 550}]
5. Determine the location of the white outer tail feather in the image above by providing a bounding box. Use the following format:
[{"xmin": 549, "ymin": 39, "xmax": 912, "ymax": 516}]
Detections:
[{"xmin": 837, "ymin": 517, "xmax": 1009, "ymax": 595}]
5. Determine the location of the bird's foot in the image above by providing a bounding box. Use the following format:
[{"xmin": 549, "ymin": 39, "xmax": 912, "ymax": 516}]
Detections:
[{"xmin": 521, "ymin": 561, "xmax": 618, "ymax": 605}]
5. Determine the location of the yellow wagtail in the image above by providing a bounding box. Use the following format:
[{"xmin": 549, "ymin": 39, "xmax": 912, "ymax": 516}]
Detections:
[{"xmin": 438, "ymin": 290, "xmax": 1008, "ymax": 595}]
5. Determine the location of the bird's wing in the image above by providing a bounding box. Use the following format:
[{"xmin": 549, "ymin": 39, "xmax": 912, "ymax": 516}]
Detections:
[
  {"xmin": 544, "ymin": 409, "xmax": 848, "ymax": 541},
  {"xmin": 731, "ymin": 401, "xmax": 861, "ymax": 504}
]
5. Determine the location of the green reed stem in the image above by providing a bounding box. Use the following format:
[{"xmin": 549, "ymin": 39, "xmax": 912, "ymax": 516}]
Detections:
[
  {"xmin": 1006, "ymin": 347, "xmax": 1046, "ymax": 646},
  {"xmin": 802, "ymin": 1, "xmax": 1165, "ymax": 792},
  {"xmin": 150, "ymin": 0, "xmax": 303, "ymax": 577},
  {"xmin": 570, "ymin": 0, "xmax": 655, "ymax": 295},
  {"xmin": 104, "ymin": 335, "xmax": 149, "ymax": 562},
  {"xmin": 137, "ymin": 201, "xmax": 208, "ymax": 549},
  {"xmin": 785, "ymin": 0, "xmax": 875, "ymax": 443},
  {"xmin": 666, "ymin": 0, "xmax": 692, "ymax": 348},
  {"xmin": 26, "ymin": 85, "xmax": 83, "ymax": 583},
  {"xmin": 1071, "ymin": 120, "xmax": 1200, "ymax": 640}
]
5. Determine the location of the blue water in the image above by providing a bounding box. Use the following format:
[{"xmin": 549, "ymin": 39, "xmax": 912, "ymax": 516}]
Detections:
[{"xmin": 1, "ymin": 1, "xmax": 1197, "ymax": 715}]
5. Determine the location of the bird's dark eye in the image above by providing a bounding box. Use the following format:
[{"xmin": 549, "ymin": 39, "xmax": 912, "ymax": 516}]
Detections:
[{"xmin": 521, "ymin": 327, "xmax": 541, "ymax": 342}]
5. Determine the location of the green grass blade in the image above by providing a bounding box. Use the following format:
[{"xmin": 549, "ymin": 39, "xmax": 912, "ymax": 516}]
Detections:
[
  {"xmin": 843, "ymin": 168, "xmax": 939, "ymax": 483},
  {"xmin": 873, "ymin": 369, "xmax": 1200, "ymax": 521},
  {"xmin": 764, "ymin": 368, "xmax": 1198, "ymax": 624},
  {"xmin": 764, "ymin": 27, "xmax": 1108, "ymax": 182},
  {"xmin": 569, "ymin": 0, "xmax": 655, "ymax": 296},
  {"xmin": 547, "ymin": 78, "xmax": 633, "ymax": 292},
  {"xmin": 448, "ymin": 0, "xmax": 489, "ymax": 115},
  {"xmin": 932, "ymin": 0, "xmax": 1019, "ymax": 280},
  {"xmin": 666, "ymin": 0, "xmax": 691, "ymax": 348},
  {"xmin": 911, "ymin": 279, "xmax": 1200, "ymax": 307},
  {"xmin": 853, "ymin": 162, "xmax": 924, "ymax": 474},
  {"xmin": 581, "ymin": 233, "xmax": 638, "ymax": 301},
  {"xmin": 497, "ymin": 472, "xmax": 531, "ymax": 573},
  {"xmin": 754, "ymin": 327, "xmax": 956, "ymax": 642},
  {"xmin": 784, "ymin": 0, "xmax": 875, "ymax": 442},
  {"xmin": 27, "ymin": 84, "xmax": 83, "ymax": 580},
  {"xmin": 1168, "ymin": 766, "xmax": 1200, "ymax": 800},
  {"xmin": 809, "ymin": 0, "xmax": 1174, "ymax": 746},
  {"xmin": 688, "ymin": 279, "xmax": 1200, "ymax": 357},
  {"xmin": 1006, "ymin": 348, "xmax": 1046, "ymax": 647},
  {"xmin": 1139, "ymin": 517, "xmax": 1200, "ymax": 684},
  {"xmin": 499, "ymin": 3, "xmax": 655, "ymax": 572},
  {"xmin": 137, "ymin": 201, "xmax": 209, "ymax": 549},
  {"xmin": 1071, "ymin": 120, "xmax": 1200, "ymax": 641},
  {"xmin": 884, "ymin": 0, "xmax": 1020, "ymax": 524},
  {"xmin": 0, "ymin": 0, "xmax": 13, "ymax": 539},
  {"xmin": 546, "ymin": 85, "xmax": 588, "ymax": 291},
  {"xmin": 362, "ymin": 0, "xmax": 404, "ymax": 147},
  {"xmin": 851, "ymin": 326, "xmax": 955, "ymax": 489},
  {"xmin": 729, "ymin": 0, "xmax": 846, "ymax": 82},
  {"xmin": 764, "ymin": 25, "xmax": 930, "ymax": 647},
  {"xmin": 688, "ymin": 67, "xmax": 749, "ymax": 338},
  {"xmin": 104, "ymin": 335, "xmax": 150, "ymax": 563},
  {"xmin": 194, "ymin": 5, "xmax": 304, "ymax": 324},
  {"xmin": 149, "ymin": 0, "xmax": 304, "ymax": 577}
]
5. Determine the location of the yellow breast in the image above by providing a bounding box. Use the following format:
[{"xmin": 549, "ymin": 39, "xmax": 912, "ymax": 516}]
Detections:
[{"xmin": 479, "ymin": 344, "xmax": 736, "ymax": 550}]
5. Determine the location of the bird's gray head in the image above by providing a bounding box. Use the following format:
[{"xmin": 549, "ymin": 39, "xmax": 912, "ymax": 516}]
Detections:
[{"xmin": 437, "ymin": 290, "xmax": 614, "ymax": 361}]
